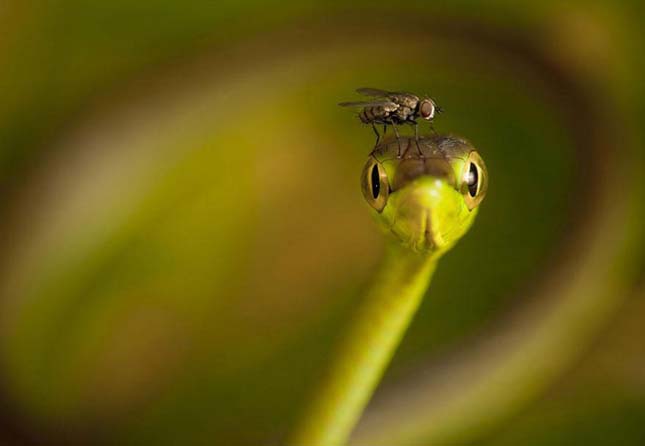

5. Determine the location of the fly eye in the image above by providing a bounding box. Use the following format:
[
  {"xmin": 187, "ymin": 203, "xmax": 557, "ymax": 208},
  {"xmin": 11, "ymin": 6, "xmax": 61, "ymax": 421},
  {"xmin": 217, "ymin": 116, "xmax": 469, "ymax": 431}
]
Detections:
[
  {"xmin": 462, "ymin": 151, "xmax": 488, "ymax": 210},
  {"xmin": 361, "ymin": 158, "xmax": 389, "ymax": 212},
  {"xmin": 419, "ymin": 101, "xmax": 435, "ymax": 120}
]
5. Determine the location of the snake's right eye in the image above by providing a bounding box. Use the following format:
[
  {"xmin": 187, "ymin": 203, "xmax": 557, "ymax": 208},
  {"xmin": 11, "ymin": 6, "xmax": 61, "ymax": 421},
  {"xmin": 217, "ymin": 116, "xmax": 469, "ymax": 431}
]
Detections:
[
  {"xmin": 361, "ymin": 158, "xmax": 389, "ymax": 212},
  {"xmin": 371, "ymin": 164, "xmax": 380, "ymax": 199}
]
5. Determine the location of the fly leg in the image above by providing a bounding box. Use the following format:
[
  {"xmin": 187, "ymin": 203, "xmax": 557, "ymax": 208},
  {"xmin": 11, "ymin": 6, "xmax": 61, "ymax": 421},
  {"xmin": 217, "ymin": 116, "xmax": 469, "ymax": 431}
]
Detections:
[
  {"xmin": 383, "ymin": 124, "xmax": 387, "ymax": 136},
  {"xmin": 391, "ymin": 122, "xmax": 402, "ymax": 158},
  {"xmin": 371, "ymin": 122, "xmax": 381, "ymax": 146},
  {"xmin": 413, "ymin": 121, "xmax": 423, "ymax": 157}
]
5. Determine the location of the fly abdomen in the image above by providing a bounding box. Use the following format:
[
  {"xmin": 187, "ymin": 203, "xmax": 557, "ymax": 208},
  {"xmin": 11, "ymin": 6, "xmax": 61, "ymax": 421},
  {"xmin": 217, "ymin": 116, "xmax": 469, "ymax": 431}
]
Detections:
[
  {"xmin": 359, "ymin": 108, "xmax": 370, "ymax": 124},
  {"xmin": 367, "ymin": 106, "xmax": 392, "ymax": 122}
]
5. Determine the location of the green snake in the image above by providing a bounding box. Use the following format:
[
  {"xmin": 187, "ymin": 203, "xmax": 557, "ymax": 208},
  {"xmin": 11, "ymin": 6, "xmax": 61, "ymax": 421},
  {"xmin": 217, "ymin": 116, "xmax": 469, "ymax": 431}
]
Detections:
[{"xmin": 290, "ymin": 135, "xmax": 488, "ymax": 446}]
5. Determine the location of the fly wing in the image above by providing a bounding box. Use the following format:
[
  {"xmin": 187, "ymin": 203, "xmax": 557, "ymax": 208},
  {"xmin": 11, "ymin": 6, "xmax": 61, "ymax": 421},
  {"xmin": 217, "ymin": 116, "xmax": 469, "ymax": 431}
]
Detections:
[
  {"xmin": 357, "ymin": 87, "xmax": 417, "ymax": 97},
  {"xmin": 357, "ymin": 88, "xmax": 419, "ymax": 109},
  {"xmin": 355, "ymin": 87, "xmax": 392, "ymax": 97},
  {"xmin": 338, "ymin": 100, "xmax": 397, "ymax": 108}
]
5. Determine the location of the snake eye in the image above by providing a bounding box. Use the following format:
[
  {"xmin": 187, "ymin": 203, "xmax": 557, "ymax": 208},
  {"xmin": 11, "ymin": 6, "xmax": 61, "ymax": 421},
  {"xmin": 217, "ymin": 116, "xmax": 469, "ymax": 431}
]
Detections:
[
  {"xmin": 361, "ymin": 158, "xmax": 389, "ymax": 212},
  {"xmin": 371, "ymin": 164, "xmax": 380, "ymax": 199},
  {"xmin": 466, "ymin": 162, "xmax": 478, "ymax": 197},
  {"xmin": 461, "ymin": 151, "xmax": 488, "ymax": 210}
]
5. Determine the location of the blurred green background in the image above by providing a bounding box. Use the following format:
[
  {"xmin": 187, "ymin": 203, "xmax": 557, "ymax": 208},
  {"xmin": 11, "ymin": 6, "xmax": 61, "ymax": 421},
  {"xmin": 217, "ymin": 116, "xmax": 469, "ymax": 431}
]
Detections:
[{"xmin": 0, "ymin": 1, "xmax": 643, "ymax": 445}]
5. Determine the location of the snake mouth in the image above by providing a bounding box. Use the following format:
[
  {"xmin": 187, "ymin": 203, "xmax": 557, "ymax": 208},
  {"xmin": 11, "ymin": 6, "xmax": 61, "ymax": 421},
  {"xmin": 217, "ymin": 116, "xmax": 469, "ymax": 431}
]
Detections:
[
  {"xmin": 382, "ymin": 175, "xmax": 462, "ymax": 253},
  {"xmin": 423, "ymin": 211, "xmax": 435, "ymax": 250}
]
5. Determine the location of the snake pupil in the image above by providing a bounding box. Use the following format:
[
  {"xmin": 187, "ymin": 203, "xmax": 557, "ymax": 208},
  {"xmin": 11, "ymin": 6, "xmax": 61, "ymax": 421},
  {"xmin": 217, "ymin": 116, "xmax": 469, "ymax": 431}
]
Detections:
[
  {"xmin": 467, "ymin": 162, "xmax": 478, "ymax": 197},
  {"xmin": 371, "ymin": 164, "xmax": 380, "ymax": 199}
]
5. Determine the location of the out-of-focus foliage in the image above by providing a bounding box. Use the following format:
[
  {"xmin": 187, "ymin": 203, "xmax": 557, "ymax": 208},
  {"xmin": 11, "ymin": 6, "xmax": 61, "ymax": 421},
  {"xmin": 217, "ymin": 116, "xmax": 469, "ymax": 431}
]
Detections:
[{"xmin": 0, "ymin": 1, "xmax": 643, "ymax": 445}]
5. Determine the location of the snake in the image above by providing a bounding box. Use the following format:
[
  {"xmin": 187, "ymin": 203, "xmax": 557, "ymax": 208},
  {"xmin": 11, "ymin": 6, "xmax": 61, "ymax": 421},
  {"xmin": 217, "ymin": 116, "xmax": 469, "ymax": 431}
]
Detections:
[{"xmin": 289, "ymin": 135, "xmax": 488, "ymax": 446}]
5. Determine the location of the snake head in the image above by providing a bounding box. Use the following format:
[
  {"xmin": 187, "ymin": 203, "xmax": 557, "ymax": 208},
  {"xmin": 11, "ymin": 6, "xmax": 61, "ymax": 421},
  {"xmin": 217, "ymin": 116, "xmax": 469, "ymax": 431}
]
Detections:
[{"xmin": 361, "ymin": 135, "xmax": 488, "ymax": 254}]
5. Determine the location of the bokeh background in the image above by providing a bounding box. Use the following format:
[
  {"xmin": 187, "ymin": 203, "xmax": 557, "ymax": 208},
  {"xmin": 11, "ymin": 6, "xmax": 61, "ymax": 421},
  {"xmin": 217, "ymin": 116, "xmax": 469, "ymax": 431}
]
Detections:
[{"xmin": 0, "ymin": 1, "xmax": 644, "ymax": 445}]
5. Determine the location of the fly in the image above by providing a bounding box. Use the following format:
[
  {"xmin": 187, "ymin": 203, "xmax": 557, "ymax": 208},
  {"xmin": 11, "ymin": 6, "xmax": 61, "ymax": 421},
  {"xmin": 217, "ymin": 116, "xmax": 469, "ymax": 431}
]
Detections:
[{"xmin": 339, "ymin": 88, "xmax": 441, "ymax": 157}]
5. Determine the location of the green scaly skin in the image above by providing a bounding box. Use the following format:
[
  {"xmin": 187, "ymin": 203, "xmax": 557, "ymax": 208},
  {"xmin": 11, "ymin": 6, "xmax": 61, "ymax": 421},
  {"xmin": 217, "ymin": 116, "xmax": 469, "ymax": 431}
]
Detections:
[{"xmin": 289, "ymin": 135, "xmax": 488, "ymax": 446}]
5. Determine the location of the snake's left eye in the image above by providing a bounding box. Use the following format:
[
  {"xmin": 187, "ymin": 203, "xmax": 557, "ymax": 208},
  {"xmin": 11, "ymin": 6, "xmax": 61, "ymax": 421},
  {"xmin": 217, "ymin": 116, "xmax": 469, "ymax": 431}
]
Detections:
[
  {"xmin": 461, "ymin": 151, "xmax": 488, "ymax": 210},
  {"xmin": 466, "ymin": 162, "xmax": 478, "ymax": 197},
  {"xmin": 361, "ymin": 158, "xmax": 389, "ymax": 212}
]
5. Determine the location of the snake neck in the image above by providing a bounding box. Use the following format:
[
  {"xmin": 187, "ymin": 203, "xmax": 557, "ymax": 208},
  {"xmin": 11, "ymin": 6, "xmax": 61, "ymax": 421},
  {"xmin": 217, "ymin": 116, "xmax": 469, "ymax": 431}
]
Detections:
[
  {"xmin": 374, "ymin": 241, "xmax": 439, "ymax": 311},
  {"xmin": 290, "ymin": 240, "xmax": 438, "ymax": 446}
]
